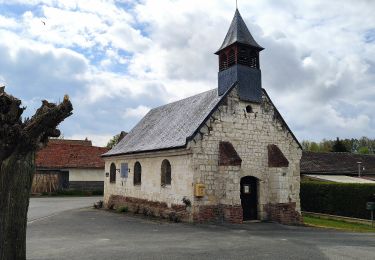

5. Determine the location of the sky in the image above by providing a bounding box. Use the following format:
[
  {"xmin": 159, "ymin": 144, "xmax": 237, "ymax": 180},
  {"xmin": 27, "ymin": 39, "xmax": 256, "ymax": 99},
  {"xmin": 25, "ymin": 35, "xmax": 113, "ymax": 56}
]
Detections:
[{"xmin": 0, "ymin": 0, "xmax": 374, "ymax": 146}]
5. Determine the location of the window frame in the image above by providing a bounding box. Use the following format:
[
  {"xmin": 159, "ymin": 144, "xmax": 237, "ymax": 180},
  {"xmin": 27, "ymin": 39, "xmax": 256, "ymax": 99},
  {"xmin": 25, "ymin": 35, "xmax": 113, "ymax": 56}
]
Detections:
[
  {"xmin": 133, "ymin": 161, "xmax": 142, "ymax": 186},
  {"xmin": 161, "ymin": 159, "xmax": 171, "ymax": 187},
  {"xmin": 109, "ymin": 162, "xmax": 116, "ymax": 183}
]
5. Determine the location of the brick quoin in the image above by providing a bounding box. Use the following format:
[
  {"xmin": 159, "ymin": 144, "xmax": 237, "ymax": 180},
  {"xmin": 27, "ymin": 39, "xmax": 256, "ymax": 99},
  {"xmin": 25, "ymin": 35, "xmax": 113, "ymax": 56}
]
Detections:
[
  {"xmin": 264, "ymin": 202, "xmax": 302, "ymax": 225},
  {"xmin": 193, "ymin": 205, "xmax": 243, "ymax": 224}
]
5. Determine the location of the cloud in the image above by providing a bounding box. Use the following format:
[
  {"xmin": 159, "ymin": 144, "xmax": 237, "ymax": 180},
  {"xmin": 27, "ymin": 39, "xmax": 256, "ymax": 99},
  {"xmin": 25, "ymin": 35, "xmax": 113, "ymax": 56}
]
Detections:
[
  {"xmin": 0, "ymin": 15, "xmax": 19, "ymax": 28},
  {"xmin": 0, "ymin": 0, "xmax": 374, "ymax": 146},
  {"xmin": 65, "ymin": 133, "xmax": 113, "ymax": 147},
  {"xmin": 123, "ymin": 105, "xmax": 150, "ymax": 119}
]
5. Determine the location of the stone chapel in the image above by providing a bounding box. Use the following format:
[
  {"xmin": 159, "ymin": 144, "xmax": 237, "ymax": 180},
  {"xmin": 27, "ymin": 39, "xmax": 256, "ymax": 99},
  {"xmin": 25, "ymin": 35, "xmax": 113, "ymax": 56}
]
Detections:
[{"xmin": 102, "ymin": 9, "xmax": 302, "ymax": 224}]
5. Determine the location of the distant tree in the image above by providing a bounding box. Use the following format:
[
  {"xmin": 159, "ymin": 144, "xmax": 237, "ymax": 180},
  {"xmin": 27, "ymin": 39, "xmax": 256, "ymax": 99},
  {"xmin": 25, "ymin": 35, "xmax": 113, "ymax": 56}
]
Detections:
[
  {"xmin": 310, "ymin": 142, "xmax": 320, "ymax": 152},
  {"xmin": 301, "ymin": 140, "xmax": 310, "ymax": 151},
  {"xmin": 341, "ymin": 138, "xmax": 354, "ymax": 153},
  {"xmin": 358, "ymin": 146, "xmax": 370, "ymax": 154},
  {"xmin": 320, "ymin": 139, "xmax": 332, "ymax": 152},
  {"xmin": 302, "ymin": 137, "xmax": 375, "ymax": 154},
  {"xmin": 106, "ymin": 131, "xmax": 127, "ymax": 149},
  {"xmin": 339, "ymin": 138, "xmax": 362, "ymax": 153},
  {"xmin": 331, "ymin": 137, "xmax": 349, "ymax": 152},
  {"xmin": 106, "ymin": 134, "xmax": 120, "ymax": 149}
]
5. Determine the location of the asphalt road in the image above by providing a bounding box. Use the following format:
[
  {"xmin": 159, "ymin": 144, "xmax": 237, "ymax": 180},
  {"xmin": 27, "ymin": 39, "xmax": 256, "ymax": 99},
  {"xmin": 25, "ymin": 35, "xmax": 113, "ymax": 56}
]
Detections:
[
  {"xmin": 27, "ymin": 205, "xmax": 375, "ymax": 260},
  {"xmin": 28, "ymin": 196, "xmax": 102, "ymax": 222}
]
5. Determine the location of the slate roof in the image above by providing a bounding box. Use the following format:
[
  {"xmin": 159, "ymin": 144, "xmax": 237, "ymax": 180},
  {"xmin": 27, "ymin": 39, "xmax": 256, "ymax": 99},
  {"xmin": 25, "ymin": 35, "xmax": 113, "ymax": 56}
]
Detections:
[
  {"xmin": 103, "ymin": 88, "xmax": 228, "ymax": 157},
  {"xmin": 301, "ymin": 151, "xmax": 375, "ymax": 175},
  {"xmin": 215, "ymin": 9, "xmax": 264, "ymax": 54},
  {"xmin": 36, "ymin": 139, "xmax": 109, "ymax": 169},
  {"xmin": 104, "ymin": 84, "xmax": 302, "ymax": 157}
]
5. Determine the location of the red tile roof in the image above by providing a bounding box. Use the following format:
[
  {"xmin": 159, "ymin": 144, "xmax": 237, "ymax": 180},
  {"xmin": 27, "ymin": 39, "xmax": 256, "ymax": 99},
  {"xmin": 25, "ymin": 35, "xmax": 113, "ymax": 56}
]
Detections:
[{"xmin": 36, "ymin": 139, "xmax": 109, "ymax": 169}]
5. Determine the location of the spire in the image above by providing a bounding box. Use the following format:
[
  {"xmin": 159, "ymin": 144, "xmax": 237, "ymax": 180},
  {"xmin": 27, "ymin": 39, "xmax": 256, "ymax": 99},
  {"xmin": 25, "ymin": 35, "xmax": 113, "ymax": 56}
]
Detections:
[{"xmin": 215, "ymin": 9, "xmax": 263, "ymax": 54}]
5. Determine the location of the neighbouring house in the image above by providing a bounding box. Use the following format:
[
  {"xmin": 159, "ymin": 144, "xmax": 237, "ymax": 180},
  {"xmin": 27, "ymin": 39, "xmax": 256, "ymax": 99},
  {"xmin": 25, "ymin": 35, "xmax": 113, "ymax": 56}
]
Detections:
[
  {"xmin": 301, "ymin": 151, "xmax": 375, "ymax": 183},
  {"xmin": 102, "ymin": 9, "xmax": 302, "ymax": 224},
  {"xmin": 33, "ymin": 139, "xmax": 108, "ymax": 193}
]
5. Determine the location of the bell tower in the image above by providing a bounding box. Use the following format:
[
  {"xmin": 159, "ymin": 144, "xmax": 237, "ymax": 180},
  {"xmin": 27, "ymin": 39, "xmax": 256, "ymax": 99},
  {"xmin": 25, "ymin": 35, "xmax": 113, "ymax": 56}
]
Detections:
[{"xmin": 216, "ymin": 9, "xmax": 264, "ymax": 103}]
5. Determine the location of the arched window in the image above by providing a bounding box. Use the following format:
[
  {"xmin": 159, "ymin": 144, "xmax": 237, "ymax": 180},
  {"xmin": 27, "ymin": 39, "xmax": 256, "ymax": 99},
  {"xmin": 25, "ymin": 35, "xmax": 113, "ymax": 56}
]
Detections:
[
  {"xmin": 161, "ymin": 159, "xmax": 171, "ymax": 186},
  {"xmin": 219, "ymin": 53, "xmax": 228, "ymax": 71},
  {"xmin": 134, "ymin": 161, "xmax": 142, "ymax": 185},
  {"xmin": 110, "ymin": 163, "xmax": 116, "ymax": 183},
  {"xmin": 246, "ymin": 105, "xmax": 253, "ymax": 113},
  {"xmin": 228, "ymin": 49, "xmax": 235, "ymax": 67}
]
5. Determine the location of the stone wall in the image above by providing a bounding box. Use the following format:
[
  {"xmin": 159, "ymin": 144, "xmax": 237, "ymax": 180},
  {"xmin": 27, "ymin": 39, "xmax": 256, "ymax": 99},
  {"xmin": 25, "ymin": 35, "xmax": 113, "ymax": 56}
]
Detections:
[
  {"xmin": 103, "ymin": 150, "xmax": 195, "ymax": 209},
  {"xmin": 264, "ymin": 202, "xmax": 302, "ymax": 225},
  {"xmin": 107, "ymin": 195, "xmax": 190, "ymax": 222},
  {"xmin": 103, "ymin": 86, "xmax": 302, "ymax": 225},
  {"xmin": 193, "ymin": 204, "xmax": 243, "ymax": 223},
  {"xmin": 189, "ymin": 86, "xmax": 302, "ymax": 223}
]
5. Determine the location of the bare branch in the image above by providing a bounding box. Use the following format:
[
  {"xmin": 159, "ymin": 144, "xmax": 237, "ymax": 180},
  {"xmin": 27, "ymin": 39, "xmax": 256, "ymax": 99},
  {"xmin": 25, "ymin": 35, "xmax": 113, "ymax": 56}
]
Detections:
[
  {"xmin": 21, "ymin": 95, "xmax": 73, "ymax": 152},
  {"xmin": 0, "ymin": 88, "xmax": 73, "ymax": 159},
  {"xmin": 0, "ymin": 88, "xmax": 25, "ymax": 161}
]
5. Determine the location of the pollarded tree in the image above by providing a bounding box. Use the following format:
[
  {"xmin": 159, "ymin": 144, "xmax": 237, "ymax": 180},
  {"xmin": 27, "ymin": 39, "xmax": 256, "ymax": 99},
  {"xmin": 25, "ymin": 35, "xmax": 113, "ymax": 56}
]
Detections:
[{"xmin": 0, "ymin": 87, "xmax": 73, "ymax": 260}]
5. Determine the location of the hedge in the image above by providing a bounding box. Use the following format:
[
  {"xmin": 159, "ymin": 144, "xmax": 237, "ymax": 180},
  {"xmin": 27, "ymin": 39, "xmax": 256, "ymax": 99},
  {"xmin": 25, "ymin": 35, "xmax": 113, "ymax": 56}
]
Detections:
[
  {"xmin": 40, "ymin": 189, "xmax": 103, "ymax": 196},
  {"xmin": 300, "ymin": 182, "xmax": 375, "ymax": 219}
]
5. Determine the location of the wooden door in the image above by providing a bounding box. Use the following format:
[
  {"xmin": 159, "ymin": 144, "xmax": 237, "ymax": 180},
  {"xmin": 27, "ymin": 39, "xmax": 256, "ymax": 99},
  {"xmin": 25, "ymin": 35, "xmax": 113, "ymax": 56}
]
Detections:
[{"xmin": 240, "ymin": 176, "xmax": 258, "ymax": 221}]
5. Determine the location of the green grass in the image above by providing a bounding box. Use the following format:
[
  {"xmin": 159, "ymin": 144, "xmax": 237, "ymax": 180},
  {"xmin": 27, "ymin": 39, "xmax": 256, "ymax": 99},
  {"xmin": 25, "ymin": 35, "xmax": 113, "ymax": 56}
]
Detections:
[{"xmin": 303, "ymin": 215, "xmax": 375, "ymax": 232}]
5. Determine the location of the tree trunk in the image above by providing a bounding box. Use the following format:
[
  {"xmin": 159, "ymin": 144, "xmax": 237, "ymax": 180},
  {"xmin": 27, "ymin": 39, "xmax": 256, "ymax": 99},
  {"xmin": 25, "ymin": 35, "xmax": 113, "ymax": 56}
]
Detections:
[
  {"xmin": 0, "ymin": 152, "xmax": 35, "ymax": 260},
  {"xmin": 0, "ymin": 87, "xmax": 73, "ymax": 260}
]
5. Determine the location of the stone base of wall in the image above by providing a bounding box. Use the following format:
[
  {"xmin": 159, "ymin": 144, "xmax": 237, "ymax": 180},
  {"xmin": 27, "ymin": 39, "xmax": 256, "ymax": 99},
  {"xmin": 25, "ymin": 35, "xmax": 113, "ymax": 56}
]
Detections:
[
  {"xmin": 106, "ymin": 195, "xmax": 190, "ymax": 222},
  {"xmin": 106, "ymin": 195, "xmax": 243, "ymax": 224},
  {"xmin": 107, "ymin": 196, "xmax": 301, "ymax": 225},
  {"xmin": 193, "ymin": 204, "xmax": 243, "ymax": 224},
  {"xmin": 264, "ymin": 202, "xmax": 302, "ymax": 225}
]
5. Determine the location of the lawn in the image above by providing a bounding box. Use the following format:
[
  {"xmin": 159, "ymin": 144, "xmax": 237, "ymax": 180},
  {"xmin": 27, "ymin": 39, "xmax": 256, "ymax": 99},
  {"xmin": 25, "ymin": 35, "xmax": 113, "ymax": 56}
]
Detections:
[{"xmin": 303, "ymin": 214, "xmax": 375, "ymax": 232}]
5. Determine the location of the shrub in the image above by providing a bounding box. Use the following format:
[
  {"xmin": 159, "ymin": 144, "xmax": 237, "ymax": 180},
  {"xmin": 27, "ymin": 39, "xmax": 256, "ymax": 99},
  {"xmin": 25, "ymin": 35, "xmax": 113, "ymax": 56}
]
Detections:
[
  {"xmin": 56, "ymin": 190, "xmax": 90, "ymax": 196},
  {"xmin": 168, "ymin": 211, "xmax": 180, "ymax": 222},
  {"xmin": 300, "ymin": 182, "xmax": 375, "ymax": 219},
  {"xmin": 116, "ymin": 206, "xmax": 128, "ymax": 213},
  {"xmin": 182, "ymin": 197, "xmax": 191, "ymax": 207},
  {"xmin": 93, "ymin": 200, "xmax": 103, "ymax": 209},
  {"xmin": 39, "ymin": 189, "xmax": 103, "ymax": 196},
  {"xmin": 91, "ymin": 190, "xmax": 104, "ymax": 196}
]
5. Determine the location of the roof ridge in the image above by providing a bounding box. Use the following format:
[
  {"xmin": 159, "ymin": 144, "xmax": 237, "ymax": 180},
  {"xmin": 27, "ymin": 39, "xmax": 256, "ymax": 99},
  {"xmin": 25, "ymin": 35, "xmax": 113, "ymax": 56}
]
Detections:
[{"xmin": 48, "ymin": 142, "xmax": 107, "ymax": 149}]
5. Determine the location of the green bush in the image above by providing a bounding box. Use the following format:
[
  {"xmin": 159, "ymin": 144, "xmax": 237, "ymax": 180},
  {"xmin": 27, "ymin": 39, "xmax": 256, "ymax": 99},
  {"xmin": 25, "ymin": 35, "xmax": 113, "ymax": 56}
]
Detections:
[
  {"xmin": 301, "ymin": 182, "xmax": 375, "ymax": 219},
  {"xmin": 117, "ymin": 206, "xmax": 128, "ymax": 213},
  {"xmin": 39, "ymin": 189, "xmax": 103, "ymax": 196},
  {"xmin": 55, "ymin": 190, "xmax": 91, "ymax": 196},
  {"xmin": 91, "ymin": 190, "xmax": 104, "ymax": 196}
]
